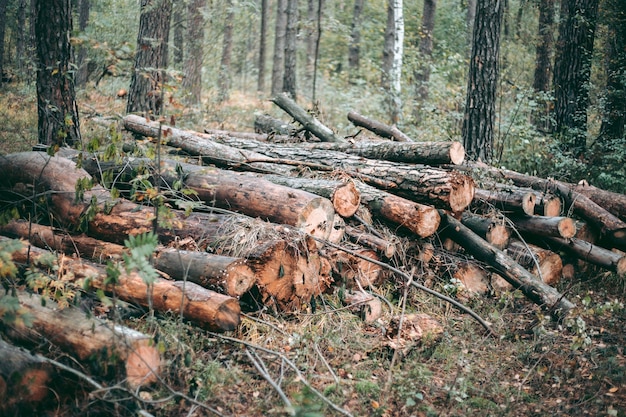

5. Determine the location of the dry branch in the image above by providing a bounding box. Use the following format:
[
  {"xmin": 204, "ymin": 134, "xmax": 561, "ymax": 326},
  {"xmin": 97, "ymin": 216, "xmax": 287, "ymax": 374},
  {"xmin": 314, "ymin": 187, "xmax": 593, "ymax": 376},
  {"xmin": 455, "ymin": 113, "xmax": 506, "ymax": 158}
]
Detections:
[{"xmin": 347, "ymin": 110, "xmax": 413, "ymax": 142}]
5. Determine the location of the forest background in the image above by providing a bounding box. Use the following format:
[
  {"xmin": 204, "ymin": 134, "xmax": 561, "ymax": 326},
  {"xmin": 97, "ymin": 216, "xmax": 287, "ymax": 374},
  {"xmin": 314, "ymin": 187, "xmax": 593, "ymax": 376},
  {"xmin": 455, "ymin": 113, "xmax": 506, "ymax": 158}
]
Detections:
[{"xmin": 0, "ymin": 0, "xmax": 625, "ymax": 416}]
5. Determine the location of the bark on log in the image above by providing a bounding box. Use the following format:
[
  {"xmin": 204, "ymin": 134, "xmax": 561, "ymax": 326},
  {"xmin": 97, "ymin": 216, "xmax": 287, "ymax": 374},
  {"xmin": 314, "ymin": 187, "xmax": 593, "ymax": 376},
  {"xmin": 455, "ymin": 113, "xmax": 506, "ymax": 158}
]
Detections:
[
  {"xmin": 0, "ymin": 336, "xmax": 55, "ymax": 408},
  {"xmin": 261, "ymin": 174, "xmax": 361, "ymax": 218},
  {"xmin": 506, "ymin": 239, "xmax": 563, "ymax": 286},
  {"xmin": 5, "ymin": 237, "xmax": 241, "ymax": 331},
  {"xmin": 123, "ymin": 116, "xmax": 476, "ymax": 213},
  {"xmin": 509, "ymin": 215, "xmax": 577, "ymax": 239},
  {"xmin": 473, "ymin": 188, "xmax": 536, "ymax": 215},
  {"xmin": 301, "ymin": 139, "xmax": 465, "ymax": 165},
  {"xmin": 153, "ymin": 250, "xmax": 256, "ymax": 297},
  {"xmin": 483, "ymin": 182, "xmax": 561, "ymax": 216},
  {"xmin": 571, "ymin": 182, "xmax": 626, "ymax": 221},
  {"xmin": 271, "ymin": 93, "xmax": 346, "ymax": 143},
  {"xmin": 543, "ymin": 236, "xmax": 626, "ymax": 277},
  {"xmin": 355, "ymin": 181, "xmax": 441, "ymax": 238},
  {"xmin": 347, "ymin": 110, "xmax": 413, "ymax": 142},
  {"xmin": 0, "ymin": 220, "xmax": 255, "ymax": 298},
  {"xmin": 461, "ymin": 213, "xmax": 511, "ymax": 250},
  {"xmin": 345, "ymin": 225, "xmax": 396, "ymax": 258},
  {"xmin": 461, "ymin": 163, "xmax": 626, "ymax": 249},
  {"xmin": 438, "ymin": 210, "xmax": 575, "ymax": 317},
  {"xmin": 254, "ymin": 114, "xmax": 297, "ymax": 136},
  {"xmin": 3, "ymin": 290, "xmax": 161, "ymax": 389}
]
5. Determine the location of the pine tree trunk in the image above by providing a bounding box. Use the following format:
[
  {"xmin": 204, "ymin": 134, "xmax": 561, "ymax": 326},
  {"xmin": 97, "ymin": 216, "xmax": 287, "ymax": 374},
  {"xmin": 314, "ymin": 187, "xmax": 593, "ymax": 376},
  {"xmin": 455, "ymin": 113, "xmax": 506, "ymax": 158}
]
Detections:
[
  {"xmin": 257, "ymin": 0, "xmax": 268, "ymax": 92},
  {"xmin": 34, "ymin": 0, "xmax": 81, "ymax": 146},
  {"xmin": 348, "ymin": 0, "xmax": 364, "ymax": 72},
  {"xmin": 217, "ymin": 0, "xmax": 234, "ymax": 103},
  {"xmin": 126, "ymin": 0, "xmax": 172, "ymax": 116},
  {"xmin": 183, "ymin": 0, "xmax": 205, "ymax": 105},
  {"xmin": 283, "ymin": 0, "xmax": 298, "ymax": 100},
  {"xmin": 271, "ymin": 0, "xmax": 287, "ymax": 96}
]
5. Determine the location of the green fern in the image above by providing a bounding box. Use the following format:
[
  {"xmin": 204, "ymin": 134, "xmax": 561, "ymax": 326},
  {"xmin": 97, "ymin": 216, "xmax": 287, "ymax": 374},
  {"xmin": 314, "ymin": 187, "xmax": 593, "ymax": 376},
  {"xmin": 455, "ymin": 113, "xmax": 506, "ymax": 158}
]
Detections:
[{"xmin": 123, "ymin": 231, "xmax": 159, "ymax": 285}]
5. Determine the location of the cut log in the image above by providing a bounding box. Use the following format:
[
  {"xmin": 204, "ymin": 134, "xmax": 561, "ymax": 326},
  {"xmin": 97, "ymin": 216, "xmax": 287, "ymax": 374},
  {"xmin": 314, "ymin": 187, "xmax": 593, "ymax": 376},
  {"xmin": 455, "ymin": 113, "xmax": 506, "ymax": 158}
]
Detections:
[
  {"xmin": 0, "ymin": 219, "xmax": 126, "ymax": 261},
  {"xmin": 123, "ymin": 116, "xmax": 476, "ymax": 213},
  {"xmin": 355, "ymin": 181, "xmax": 441, "ymax": 238},
  {"xmin": 543, "ymin": 236, "xmax": 626, "ymax": 277},
  {"xmin": 0, "ymin": 337, "xmax": 54, "ymax": 408},
  {"xmin": 461, "ymin": 212, "xmax": 511, "ymax": 250},
  {"xmin": 571, "ymin": 182, "xmax": 626, "ymax": 221},
  {"xmin": 473, "ymin": 188, "xmax": 536, "ymax": 215},
  {"xmin": 0, "ymin": 220, "xmax": 255, "ymax": 298},
  {"xmin": 347, "ymin": 110, "xmax": 413, "ymax": 142},
  {"xmin": 5, "ymin": 238, "xmax": 241, "ymax": 331},
  {"xmin": 509, "ymin": 215, "xmax": 577, "ymax": 239},
  {"xmin": 322, "ymin": 246, "xmax": 383, "ymax": 289},
  {"xmin": 343, "ymin": 291, "xmax": 382, "ymax": 323},
  {"xmin": 345, "ymin": 225, "xmax": 396, "ymax": 258},
  {"xmin": 534, "ymin": 192, "xmax": 562, "ymax": 217},
  {"xmin": 461, "ymin": 163, "xmax": 626, "ymax": 249},
  {"xmin": 3, "ymin": 290, "xmax": 161, "ymax": 389},
  {"xmin": 438, "ymin": 210, "xmax": 575, "ymax": 317},
  {"xmin": 261, "ymin": 174, "xmax": 361, "ymax": 218},
  {"xmin": 506, "ymin": 239, "xmax": 563, "ymax": 286},
  {"xmin": 271, "ymin": 93, "xmax": 346, "ymax": 143},
  {"xmin": 254, "ymin": 114, "xmax": 297, "ymax": 136},
  {"xmin": 153, "ymin": 250, "xmax": 256, "ymax": 297},
  {"xmin": 301, "ymin": 139, "xmax": 466, "ymax": 165},
  {"xmin": 452, "ymin": 261, "xmax": 491, "ymax": 299},
  {"xmin": 328, "ymin": 214, "xmax": 346, "ymax": 243}
]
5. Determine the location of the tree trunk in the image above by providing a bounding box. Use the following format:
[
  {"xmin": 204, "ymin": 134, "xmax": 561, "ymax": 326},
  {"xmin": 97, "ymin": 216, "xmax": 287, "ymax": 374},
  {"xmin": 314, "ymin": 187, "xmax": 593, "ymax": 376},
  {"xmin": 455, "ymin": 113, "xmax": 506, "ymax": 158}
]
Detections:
[
  {"xmin": 271, "ymin": 0, "xmax": 287, "ymax": 96},
  {"xmin": 283, "ymin": 0, "xmax": 298, "ymax": 99},
  {"xmin": 0, "ymin": 0, "xmax": 7, "ymax": 86},
  {"xmin": 183, "ymin": 0, "xmax": 205, "ymax": 105},
  {"xmin": 257, "ymin": 0, "xmax": 268, "ymax": 92},
  {"xmin": 598, "ymin": 0, "xmax": 626, "ymax": 142},
  {"xmin": 217, "ymin": 0, "xmax": 234, "ymax": 103},
  {"xmin": 74, "ymin": 0, "xmax": 90, "ymax": 87},
  {"xmin": 462, "ymin": 0, "xmax": 503, "ymax": 163},
  {"xmin": 126, "ymin": 0, "xmax": 173, "ymax": 116},
  {"xmin": 532, "ymin": 0, "xmax": 555, "ymax": 130},
  {"xmin": 3, "ymin": 288, "xmax": 161, "ymax": 388},
  {"xmin": 172, "ymin": 0, "xmax": 184, "ymax": 65},
  {"xmin": 348, "ymin": 0, "xmax": 364, "ymax": 73},
  {"xmin": 347, "ymin": 110, "xmax": 414, "ymax": 142},
  {"xmin": 552, "ymin": 0, "xmax": 599, "ymax": 155},
  {"xmin": 439, "ymin": 210, "xmax": 575, "ymax": 317},
  {"xmin": 34, "ymin": 0, "xmax": 81, "ymax": 146},
  {"xmin": 414, "ymin": 0, "xmax": 437, "ymax": 118}
]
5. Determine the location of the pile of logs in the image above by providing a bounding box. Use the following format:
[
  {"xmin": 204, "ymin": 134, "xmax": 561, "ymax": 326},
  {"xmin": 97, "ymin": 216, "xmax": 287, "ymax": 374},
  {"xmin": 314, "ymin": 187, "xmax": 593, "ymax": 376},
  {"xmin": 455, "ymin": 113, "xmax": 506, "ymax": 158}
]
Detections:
[{"xmin": 2, "ymin": 94, "xmax": 626, "ymax": 408}]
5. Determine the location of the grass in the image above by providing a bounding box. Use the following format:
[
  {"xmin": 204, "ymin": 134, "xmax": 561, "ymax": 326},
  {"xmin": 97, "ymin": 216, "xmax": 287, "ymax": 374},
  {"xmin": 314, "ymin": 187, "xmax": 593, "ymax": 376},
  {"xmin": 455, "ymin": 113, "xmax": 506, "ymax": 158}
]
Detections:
[{"xmin": 0, "ymin": 79, "xmax": 625, "ymax": 416}]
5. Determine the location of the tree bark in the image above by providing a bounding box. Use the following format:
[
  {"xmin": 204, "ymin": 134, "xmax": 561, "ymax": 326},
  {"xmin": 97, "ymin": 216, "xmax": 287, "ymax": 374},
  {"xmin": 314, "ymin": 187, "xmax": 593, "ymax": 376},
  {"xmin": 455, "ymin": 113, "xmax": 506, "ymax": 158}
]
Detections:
[
  {"xmin": 414, "ymin": 0, "xmax": 437, "ymax": 116},
  {"xmin": 345, "ymin": 225, "xmax": 396, "ymax": 258},
  {"xmin": 462, "ymin": 0, "xmax": 503, "ymax": 162},
  {"xmin": 126, "ymin": 0, "xmax": 173, "ymax": 116},
  {"xmin": 271, "ymin": 0, "xmax": 287, "ymax": 96},
  {"xmin": 439, "ymin": 210, "xmax": 575, "ymax": 317},
  {"xmin": 532, "ymin": 0, "xmax": 555, "ymax": 130},
  {"xmin": 3, "ymin": 289, "xmax": 161, "ymax": 389},
  {"xmin": 348, "ymin": 0, "xmax": 364, "ymax": 73},
  {"xmin": 506, "ymin": 239, "xmax": 563, "ymax": 286},
  {"xmin": 183, "ymin": 0, "xmax": 205, "ymax": 105},
  {"xmin": 509, "ymin": 215, "xmax": 576, "ymax": 239},
  {"xmin": 217, "ymin": 0, "xmax": 234, "ymax": 103},
  {"xmin": 543, "ymin": 236, "xmax": 626, "ymax": 277},
  {"xmin": 258, "ymin": 0, "xmax": 269, "ymax": 92},
  {"xmin": 461, "ymin": 212, "xmax": 511, "ymax": 249},
  {"xmin": 272, "ymin": 93, "xmax": 345, "ymax": 143},
  {"xmin": 552, "ymin": 0, "xmax": 599, "ymax": 155},
  {"xmin": 348, "ymin": 110, "xmax": 413, "ymax": 142},
  {"xmin": 34, "ymin": 0, "xmax": 81, "ymax": 146},
  {"xmin": 304, "ymin": 137, "xmax": 465, "ymax": 165},
  {"xmin": 282, "ymin": 0, "xmax": 298, "ymax": 100},
  {"xmin": 473, "ymin": 187, "xmax": 536, "ymax": 215},
  {"xmin": 355, "ymin": 181, "xmax": 441, "ymax": 238}
]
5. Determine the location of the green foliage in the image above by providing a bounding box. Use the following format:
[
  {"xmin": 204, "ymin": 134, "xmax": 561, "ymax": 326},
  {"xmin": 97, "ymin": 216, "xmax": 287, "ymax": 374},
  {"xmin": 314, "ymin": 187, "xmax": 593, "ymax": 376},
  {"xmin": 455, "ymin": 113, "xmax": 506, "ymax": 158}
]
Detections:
[{"xmin": 123, "ymin": 231, "xmax": 159, "ymax": 285}]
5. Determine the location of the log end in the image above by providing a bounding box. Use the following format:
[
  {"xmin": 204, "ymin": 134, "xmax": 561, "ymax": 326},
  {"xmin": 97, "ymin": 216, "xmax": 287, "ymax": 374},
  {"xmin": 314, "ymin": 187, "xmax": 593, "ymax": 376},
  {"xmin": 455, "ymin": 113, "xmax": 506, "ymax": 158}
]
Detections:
[
  {"xmin": 226, "ymin": 262, "xmax": 257, "ymax": 297},
  {"xmin": 541, "ymin": 196, "xmax": 562, "ymax": 217},
  {"xmin": 522, "ymin": 193, "xmax": 537, "ymax": 216},
  {"xmin": 214, "ymin": 298, "xmax": 243, "ymax": 331},
  {"xmin": 448, "ymin": 173, "xmax": 475, "ymax": 213},
  {"xmin": 297, "ymin": 197, "xmax": 336, "ymax": 243},
  {"xmin": 485, "ymin": 223, "xmax": 511, "ymax": 250},
  {"xmin": 449, "ymin": 141, "xmax": 465, "ymax": 165},
  {"xmin": 558, "ymin": 217, "xmax": 577, "ymax": 239},
  {"xmin": 616, "ymin": 256, "xmax": 626, "ymax": 278},
  {"xmin": 332, "ymin": 181, "xmax": 361, "ymax": 218},
  {"xmin": 125, "ymin": 342, "xmax": 161, "ymax": 389}
]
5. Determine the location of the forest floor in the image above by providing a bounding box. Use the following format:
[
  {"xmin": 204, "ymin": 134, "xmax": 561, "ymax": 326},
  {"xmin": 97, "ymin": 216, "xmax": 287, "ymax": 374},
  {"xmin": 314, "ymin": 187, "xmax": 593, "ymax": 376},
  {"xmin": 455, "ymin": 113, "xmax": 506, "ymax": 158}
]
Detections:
[{"xmin": 0, "ymin": 81, "xmax": 625, "ymax": 416}]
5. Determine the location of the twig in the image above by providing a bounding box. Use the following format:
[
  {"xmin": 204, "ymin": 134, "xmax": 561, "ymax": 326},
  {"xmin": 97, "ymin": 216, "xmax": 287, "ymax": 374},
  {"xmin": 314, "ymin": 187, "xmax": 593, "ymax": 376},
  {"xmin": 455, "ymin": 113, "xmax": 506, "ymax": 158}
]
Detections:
[
  {"xmin": 310, "ymin": 235, "xmax": 497, "ymax": 337},
  {"xmin": 313, "ymin": 342, "xmax": 340, "ymax": 385},
  {"xmin": 208, "ymin": 332, "xmax": 354, "ymax": 417},
  {"xmin": 245, "ymin": 348, "xmax": 295, "ymax": 416}
]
